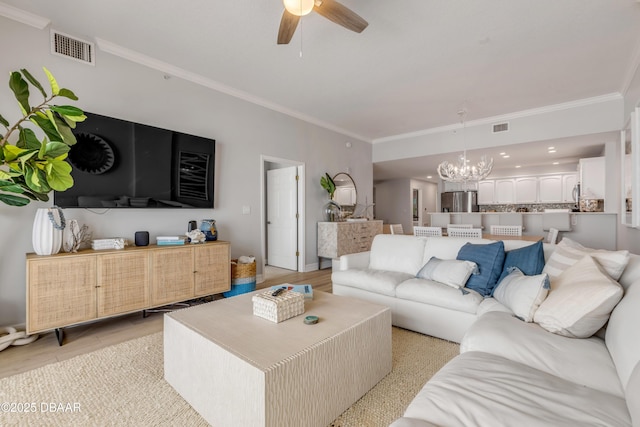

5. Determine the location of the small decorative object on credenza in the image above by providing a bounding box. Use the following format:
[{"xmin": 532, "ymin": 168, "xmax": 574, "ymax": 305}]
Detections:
[
  {"xmin": 32, "ymin": 206, "xmax": 66, "ymax": 256},
  {"xmin": 186, "ymin": 229, "xmax": 206, "ymax": 244},
  {"xmin": 91, "ymin": 238, "xmax": 126, "ymax": 250},
  {"xmin": 200, "ymin": 219, "xmax": 218, "ymax": 241},
  {"xmin": 156, "ymin": 236, "xmax": 187, "ymax": 246},
  {"xmin": 64, "ymin": 219, "xmax": 92, "ymax": 252},
  {"xmin": 134, "ymin": 231, "xmax": 150, "ymax": 247},
  {"xmin": 320, "ymin": 173, "xmax": 342, "ymax": 222}
]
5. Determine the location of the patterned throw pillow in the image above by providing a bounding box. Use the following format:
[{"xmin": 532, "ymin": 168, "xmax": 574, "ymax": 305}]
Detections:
[
  {"xmin": 457, "ymin": 241, "xmax": 505, "ymax": 297},
  {"xmin": 493, "ymin": 267, "xmax": 550, "ymax": 322},
  {"xmin": 543, "ymin": 238, "xmax": 629, "ymax": 281},
  {"xmin": 534, "ymin": 255, "xmax": 623, "ymax": 338},
  {"xmin": 416, "ymin": 257, "xmax": 478, "ymax": 290}
]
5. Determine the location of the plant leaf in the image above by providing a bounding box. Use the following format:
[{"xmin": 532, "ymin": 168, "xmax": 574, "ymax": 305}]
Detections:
[
  {"xmin": 0, "ymin": 179, "xmax": 25, "ymax": 194},
  {"xmin": 20, "ymin": 68, "xmax": 47, "ymax": 98},
  {"xmin": 50, "ymin": 105, "xmax": 84, "ymax": 116},
  {"xmin": 43, "ymin": 67, "xmax": 60, "ymax": 96},
  {"xmin": 0, "ymin": 193, "xmax": 31, "ymax": 207},
  {"xmin": 46, "ymin": 158, "xmax": 73, "ymax": 191},
  {"xmin": 9, "ymin": 71, "xmax": 30, "ymax": 115},
  {"xmin": 30, "ymin": 113, "xmax": 62, "ymax": 142},
  {"xmin": 44, "ymin": 141, "xmax": 70, "ymax": 158},
  {"xmin": 18, "ymin": 128, "xmax": 42, "ymax": 150},
  {"xmin": 0, "ymin": 113, "xmax": 9, "ymax": 128},
  {"xmin": 58, "ymin": 88, "xmax": 78, "ymax": 101},
  {"xmin": 53, "ymin": 115, "xmax": 77, "ymax": 146}
]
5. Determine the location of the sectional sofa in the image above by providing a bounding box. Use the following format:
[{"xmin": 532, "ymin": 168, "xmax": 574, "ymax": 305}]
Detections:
[{"xmin": 331, "ymin": 234, "xmax": 640, "ymax": 426}]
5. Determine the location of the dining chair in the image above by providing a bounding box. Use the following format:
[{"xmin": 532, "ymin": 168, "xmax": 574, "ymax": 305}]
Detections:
[
  {"xmin": 413, "ymin": 226, "xmax": 442, "ymax": 237},
  {"xmin": 546, "ymin": 227, "xmax": 559, "ymax": 244},
  {"xmin": 447, "ymin": 228, "xmax": 482, "ymax": 239},
  {"xmin": 490, "ymin": 225, "xmax": 523, "ymax": 236},
  {"xmin": 390, "ymin": 224, "xmax": 404, "ymax": 235}
]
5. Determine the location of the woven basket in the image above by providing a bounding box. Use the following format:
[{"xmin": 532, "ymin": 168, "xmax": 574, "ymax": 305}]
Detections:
[{"xmin": 231, "ymin": 258, "xmax": 256, "ymax": 279}]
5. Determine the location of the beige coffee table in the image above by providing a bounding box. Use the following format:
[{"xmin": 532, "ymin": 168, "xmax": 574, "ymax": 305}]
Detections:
[{"xmin": 164, "ymin": 290, "xmax": 391, "ymax": 427}]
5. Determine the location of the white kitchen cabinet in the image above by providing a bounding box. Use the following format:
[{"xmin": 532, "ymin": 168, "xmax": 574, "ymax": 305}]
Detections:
[
  {"xmin": 538, "ymin": 175, "xmax": 562, "ymax": 202},
  {"xmin": 478, "ymin": 180, "xmax": 495, "ymax": 204},
  {"xmin": 562, "ymin": 173, "xmax": 578, "ymax": 203},
  {"xmin": 579, "ymin": 157, "xmax": 605, "ymax": 199},
  {"xmin": 515, "ymin": 177, "xmax": 538, "ymax": 203},
  {"xmin": 495, "ymin": 179, "xmax": 515, "ymax": 204}
]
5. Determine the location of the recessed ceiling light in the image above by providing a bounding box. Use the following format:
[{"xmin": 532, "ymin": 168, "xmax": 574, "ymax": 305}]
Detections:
[
  {"xmin": 515, "ymin": 165, "xmax": 521, "ymax": 168},
  {"xmin": 553, "ymin": 162, "xmax": 559, "ymax": 165},
  {"xmin": 499, "ymin": 152, "xmax": 506, "ymax": 156},
  {"xmin": 548, "ymin": 146, "xmax": 555, "ymax": 150},
  {"xmin": 548, "ymin": 149, "xmax": 557, "ymax": 153},
  {"xmin": 502, "ymin": 155, "xmax": 510, "ymax": 158},
  {"xmin": 426, "ymin": 175, "xmax": 432, "ymax": 179}
]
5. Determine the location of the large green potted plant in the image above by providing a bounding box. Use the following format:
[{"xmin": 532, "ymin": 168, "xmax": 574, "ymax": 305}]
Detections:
[
  {"xmin": 0, "ymin": 67, "xmax": 86, "ymax": 207},
  {"xmin": 320, "ymin": 172, "xmax": 341, "ymax": 221}
]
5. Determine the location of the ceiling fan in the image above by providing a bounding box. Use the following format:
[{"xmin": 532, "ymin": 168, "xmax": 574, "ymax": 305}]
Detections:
[{"xmin": 277, "ymin": 0, "xmax": 368, "ymax": 45}]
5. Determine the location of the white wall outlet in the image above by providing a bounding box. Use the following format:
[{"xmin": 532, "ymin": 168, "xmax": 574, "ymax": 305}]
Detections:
[{"xmin": 242, "ymin": 205, "xmax": 251, "ymax": 215}]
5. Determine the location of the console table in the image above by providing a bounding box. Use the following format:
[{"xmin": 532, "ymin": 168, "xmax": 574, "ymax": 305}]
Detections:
[
  {"xmin": 317, "ymin": 220, "xmax": 383, "ymax": 268},
  {"xmin": 26, "ymin": 241, "xmax": 230, "ymax": 345}
]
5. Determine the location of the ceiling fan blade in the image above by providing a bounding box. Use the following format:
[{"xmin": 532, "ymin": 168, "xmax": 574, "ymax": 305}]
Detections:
[
  {"xmin": 277, "ymin": 10, "xmax": 300, "ymax": 44},
  {"xmin": 314, "ymin": 0, "xmax": 368, "ymax": 33}
]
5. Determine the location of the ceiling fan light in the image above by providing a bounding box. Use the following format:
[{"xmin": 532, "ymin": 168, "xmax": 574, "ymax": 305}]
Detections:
[{"xmin": 283, "ymin": 0, "xmax": 314, "ymax": 16}]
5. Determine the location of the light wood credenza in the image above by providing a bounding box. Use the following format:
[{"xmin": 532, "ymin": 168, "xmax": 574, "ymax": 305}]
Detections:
[
  {"xmin": 317, "ymin": 221, "xmax": 383, "ymax": 266},
  {"xmin": 26, "ymin": 240, "xmax": 230, "ymax": 345}
]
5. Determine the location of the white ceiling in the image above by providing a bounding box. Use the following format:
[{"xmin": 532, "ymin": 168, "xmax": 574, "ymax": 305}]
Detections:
[{"xmin": 3, "ymin": 0, "xmax": 640, "ymax": 179}]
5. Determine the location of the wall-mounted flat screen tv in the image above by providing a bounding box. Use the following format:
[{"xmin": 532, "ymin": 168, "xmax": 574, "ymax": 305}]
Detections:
[{"xmin": 54, "ymin": 112, "xmax": 215, "ymax": 209}]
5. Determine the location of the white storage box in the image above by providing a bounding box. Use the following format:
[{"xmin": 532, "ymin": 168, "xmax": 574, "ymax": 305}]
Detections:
[{"xmin": 252, "ymin": 290, "xmax": 304, "ymax": 323}]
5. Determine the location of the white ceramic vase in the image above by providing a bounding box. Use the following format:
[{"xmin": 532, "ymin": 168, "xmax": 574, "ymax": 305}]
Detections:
[{"xmin": 32, "ymin": 207, "xmax": 64, "ymax": 255}]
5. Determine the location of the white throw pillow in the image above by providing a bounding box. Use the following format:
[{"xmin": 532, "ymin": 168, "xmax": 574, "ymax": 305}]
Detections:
[
  {"xmin": 492, "ymin": 268, "xmax": 550, "ymax": 322},
  {"xmin": 543, "ymin": 238, "xmax": 629, "ymax": 281},
  {"xmin": 416, "ymin": 257, "xmax": 478, "ymax": 289},
  {"xmin": 534, "ymin": 255, "xmax": 624, "ymax": 338}
]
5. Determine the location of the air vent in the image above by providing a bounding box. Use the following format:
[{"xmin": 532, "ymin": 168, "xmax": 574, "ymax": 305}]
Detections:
[
  {"xmin": 50, "ymin": 30, "xmax": 95, "ymax": 65},
  {"xmin": 492, "ymin": 122, "xmax": 509, "ymax": 133}
]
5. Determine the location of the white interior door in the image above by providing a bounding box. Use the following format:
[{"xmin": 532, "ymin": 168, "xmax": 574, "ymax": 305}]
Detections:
[{"xmin": 267, "ymin": 167, "xmax": 298, "ymax": 270}]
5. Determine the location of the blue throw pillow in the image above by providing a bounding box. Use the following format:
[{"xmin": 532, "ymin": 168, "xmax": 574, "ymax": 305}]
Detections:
[
  {"xmin": 456, "ymin": 241, "xmax": 505, "ymax": 296},
  {"xmin": 496, "ymin": 241, "xmax": 545, "ymax": 287}
]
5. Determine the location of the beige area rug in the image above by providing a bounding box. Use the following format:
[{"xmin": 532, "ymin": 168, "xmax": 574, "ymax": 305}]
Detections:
[{"xmin": 0, "ymin": 328, "xmax": 458, "ymax": 427}]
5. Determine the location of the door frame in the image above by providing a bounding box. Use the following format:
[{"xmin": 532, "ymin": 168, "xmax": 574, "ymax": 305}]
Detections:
[{"xmin": 260, "ymin": 155, "xmax": 306, "ymax": 275}]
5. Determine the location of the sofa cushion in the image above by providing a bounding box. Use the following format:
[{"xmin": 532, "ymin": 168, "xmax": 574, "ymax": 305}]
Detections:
[
  {"xmin": 492, "ymin": 268, "xmax": 549, "ymax": 322},
  {"xmin": 369, "ymin": 234, "xmax": 427, "ymax": 275},
  {"xmin": 400, "ymin": 351, "xmax": 631, "ymax": 427},
  {"xmin": 422, "ymin": 237, "xmax": 495, "ymax": 264},
  {"xmin": 543, "ymin": 237, "xmax": 630, "ymax": 281},
  {"xmin": 534, "ymin": 255, "xmax": 624, "ymax": 338},
  {"xmin": 396, "ymin": 278, "xmax": 483, "ymax": 314},
  {"xmin": 461, "ymin": 311, "xmax": 624, "ymax": 397},
  {"xmin": 331, "ymin": 268, "xmax": 413, "ymax": 297},
  {"xmin": 415, "ymin": 257, "xmax": 478, "ymax": 289},
  {"xmin": 476, "ymin": 297, "xmax": 513, "ymax": 316},
  {"xmin": 456, "ymin": 240, "xmax": 505, "ymax": 296},
  {"xmin": 497, "ymin": 240, "xmax": 545, "ymax": 285}
]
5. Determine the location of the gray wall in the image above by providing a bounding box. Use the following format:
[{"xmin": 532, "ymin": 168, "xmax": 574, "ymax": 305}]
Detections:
[{"xmin": 0, "ymin": 18, "xmax": 372, "ymax": 325}]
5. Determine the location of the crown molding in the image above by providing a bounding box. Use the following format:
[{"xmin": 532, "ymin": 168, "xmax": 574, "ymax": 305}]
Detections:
[
  {"xmin": 0, "ymin": 2, "xmax": 49, "ymax": 29},
  {"xmin": 95, "ymin": 38, "xmax": 370, "ymax": 143},
  {"xmin": 621, "ymin": 38, "xmax": 640, "ymax": 97},
  {"xmin": 372, "ymin": 93, "xmax": 623, "ymax": 144}
]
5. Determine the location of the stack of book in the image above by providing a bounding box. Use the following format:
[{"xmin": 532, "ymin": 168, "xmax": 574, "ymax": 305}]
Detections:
[
  {"xmin": 156, "ymin": 236, "xmax": 186, "ymax": 246},
  {"xmin": 91, "ymin": 238, "xmax": 126, "ymax": 250}
]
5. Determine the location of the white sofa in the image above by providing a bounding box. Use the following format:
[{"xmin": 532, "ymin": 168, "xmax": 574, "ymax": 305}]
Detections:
[
  {"xmin": 331, "ymin": 233, "xmax": 640, "ymax": 426},
  {"xmin": 332, "ymin": 234, "xmax": 551, "ymax": 343},
  {"xmin": 390, "ymin": 252, "xmax": 640, "ymax": 426}
]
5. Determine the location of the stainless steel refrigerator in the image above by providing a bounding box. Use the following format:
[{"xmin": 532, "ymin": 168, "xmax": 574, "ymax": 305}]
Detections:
[{"xmin": 441, "ymin": 191, "xmax": 479, "ymax": 212}]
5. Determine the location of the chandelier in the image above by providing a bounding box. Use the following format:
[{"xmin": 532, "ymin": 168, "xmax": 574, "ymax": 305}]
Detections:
[{"xmin": 437, "ymin": 110, "xmax": 493, "ymax": 184}]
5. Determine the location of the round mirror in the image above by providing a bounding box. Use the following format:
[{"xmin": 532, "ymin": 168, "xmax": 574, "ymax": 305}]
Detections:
[{"xmin": 332, "ymin": 173, "xmax": 357, "ymax": 212}]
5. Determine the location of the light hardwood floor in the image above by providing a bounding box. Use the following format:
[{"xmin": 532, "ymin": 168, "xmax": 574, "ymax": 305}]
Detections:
[{"xmin": 0, "ymin": 268, "xmax": 332, "ymax": 379}]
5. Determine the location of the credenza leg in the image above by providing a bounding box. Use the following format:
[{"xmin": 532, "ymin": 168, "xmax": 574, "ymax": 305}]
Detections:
[{"xmin": 55, "ymin": 328, "xmax": 64, "ymax": 346}]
